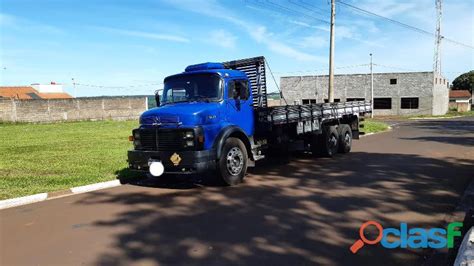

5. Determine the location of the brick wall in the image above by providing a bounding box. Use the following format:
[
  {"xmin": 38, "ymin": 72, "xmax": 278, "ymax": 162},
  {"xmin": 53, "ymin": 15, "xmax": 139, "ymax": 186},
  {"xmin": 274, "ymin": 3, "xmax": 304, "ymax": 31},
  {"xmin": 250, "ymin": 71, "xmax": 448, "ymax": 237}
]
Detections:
[
  {"xmin": 280, "ymin": 72, "xmax": 449, "ymax": 116},
  {"xmin": 0, "ymin": 96, "xmax": 148, "ymax": 123}
]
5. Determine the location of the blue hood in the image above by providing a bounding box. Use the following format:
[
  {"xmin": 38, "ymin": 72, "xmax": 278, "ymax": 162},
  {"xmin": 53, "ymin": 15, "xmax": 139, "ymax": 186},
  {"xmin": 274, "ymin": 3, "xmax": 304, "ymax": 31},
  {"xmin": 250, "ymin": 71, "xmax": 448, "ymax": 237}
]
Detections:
[{"xmin": 140, "ymin": 102, "xmax": 221, "ymax": 127}]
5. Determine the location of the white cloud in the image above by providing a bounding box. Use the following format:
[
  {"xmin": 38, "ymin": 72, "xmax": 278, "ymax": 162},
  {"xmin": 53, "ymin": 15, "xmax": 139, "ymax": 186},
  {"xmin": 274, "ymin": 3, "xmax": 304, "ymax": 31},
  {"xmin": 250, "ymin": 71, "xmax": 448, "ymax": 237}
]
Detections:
[
  {"xmin": 249, "ymin": 26, "xmax": 324, "ymax": 62},
  {"xmin": 95, "ymin": 27, "xmax": 190, "ymax": 43},
  {"xmin": 356, "ymin": 0, "xmax": 418, "ymax": 18},
  {"xmin": 300, "ymin": 34, "xmax": 328, "ymax": 49},
  {"xmin": 289, "ymin": 19, "xmax": 382, "ymax": 47},
  {"xmin": 0, "ymin": 12, "xmax": 63, "ymax": 34},
  {"xmin": 163, "ymin": 0, "xmax": 322, "ymax": 62},
  {"xmin": 208, "ymin": 29, "xmax": 237, "ymax": 49}
]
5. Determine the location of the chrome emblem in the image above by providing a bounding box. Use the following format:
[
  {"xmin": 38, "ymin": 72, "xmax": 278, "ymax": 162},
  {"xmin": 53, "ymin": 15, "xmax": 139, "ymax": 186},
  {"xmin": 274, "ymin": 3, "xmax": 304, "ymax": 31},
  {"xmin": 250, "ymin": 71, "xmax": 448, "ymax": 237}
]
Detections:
[{"xmin": 170, "ymin": 153, "xmax": 182, "ymax": 166}]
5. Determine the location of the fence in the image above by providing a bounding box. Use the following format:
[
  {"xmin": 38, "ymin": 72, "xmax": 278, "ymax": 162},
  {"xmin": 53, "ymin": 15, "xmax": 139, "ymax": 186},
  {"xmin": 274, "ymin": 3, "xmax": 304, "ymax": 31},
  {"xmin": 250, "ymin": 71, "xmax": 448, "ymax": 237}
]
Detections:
[{"xmin": 0, "ymin": 96, "xmax": 148, "ymax": 123}]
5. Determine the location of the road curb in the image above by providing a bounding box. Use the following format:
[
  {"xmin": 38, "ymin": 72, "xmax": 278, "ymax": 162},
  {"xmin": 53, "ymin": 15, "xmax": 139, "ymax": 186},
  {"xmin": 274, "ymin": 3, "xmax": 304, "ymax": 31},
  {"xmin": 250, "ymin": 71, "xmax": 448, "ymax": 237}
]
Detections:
[{"xmin": 0, "ymin": 180, "xmax": 121, "ymax": 210}]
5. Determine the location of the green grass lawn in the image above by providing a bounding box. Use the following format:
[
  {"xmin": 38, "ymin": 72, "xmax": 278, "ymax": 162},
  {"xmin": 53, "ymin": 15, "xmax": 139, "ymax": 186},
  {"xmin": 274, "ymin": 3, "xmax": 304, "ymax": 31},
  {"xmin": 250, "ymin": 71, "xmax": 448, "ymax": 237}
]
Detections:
[
  {"xmin": 362, "ymin": 119, "xmax": 390, "ymax": 134},
  {"xmin": 0, "ymin": 118, "xmax": 391, "ymax": 200},
  {"xmin": 0, "ymin": 120, "xmax": 137, "ymax": 200}
]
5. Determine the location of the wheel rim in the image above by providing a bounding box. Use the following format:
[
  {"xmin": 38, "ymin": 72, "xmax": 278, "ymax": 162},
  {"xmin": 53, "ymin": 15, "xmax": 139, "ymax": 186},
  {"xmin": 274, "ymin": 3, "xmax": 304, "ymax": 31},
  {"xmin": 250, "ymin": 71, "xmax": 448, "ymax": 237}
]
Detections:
[
  {"xmin": 328, "ymin": 134, "xmax": 338, "ymax": 149},
  {"xmin": 226, "ymin": 147, "xmax": 244, "ymax": 175},
  {"xmin": 344, "ymin": 132, "xmax": 351, "ymax": 146}
]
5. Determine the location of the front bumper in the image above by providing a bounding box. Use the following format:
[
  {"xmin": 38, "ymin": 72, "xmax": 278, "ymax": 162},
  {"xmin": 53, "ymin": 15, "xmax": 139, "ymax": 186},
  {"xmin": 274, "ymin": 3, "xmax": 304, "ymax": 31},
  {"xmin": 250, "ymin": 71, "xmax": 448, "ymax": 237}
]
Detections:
[{"xmin": 127, "ymin": 149, "xmax": 216, "ymax": 174}]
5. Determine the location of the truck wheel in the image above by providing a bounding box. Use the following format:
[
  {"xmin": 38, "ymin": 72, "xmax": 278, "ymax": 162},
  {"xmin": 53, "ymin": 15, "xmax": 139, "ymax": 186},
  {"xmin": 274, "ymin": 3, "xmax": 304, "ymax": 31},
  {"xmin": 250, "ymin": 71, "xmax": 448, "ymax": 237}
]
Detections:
[
  {"xmin": 322, "ymin": 126, "xmax": 339, "ymax": 157},
  {"xmin": 338, "ymin": 124, "xmax": 352, "ymax": 153},
  {"xmin": 217, "ymin": 137, "xmax": 248, "ymax": 186}
]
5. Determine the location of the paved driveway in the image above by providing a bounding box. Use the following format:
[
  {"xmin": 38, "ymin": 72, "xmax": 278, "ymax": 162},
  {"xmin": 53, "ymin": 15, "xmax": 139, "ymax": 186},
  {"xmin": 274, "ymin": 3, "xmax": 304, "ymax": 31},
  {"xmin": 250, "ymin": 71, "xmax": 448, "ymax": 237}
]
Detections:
[{"xmin": 1, "ymin": 117, "xmax": 473, "ymax": 265}]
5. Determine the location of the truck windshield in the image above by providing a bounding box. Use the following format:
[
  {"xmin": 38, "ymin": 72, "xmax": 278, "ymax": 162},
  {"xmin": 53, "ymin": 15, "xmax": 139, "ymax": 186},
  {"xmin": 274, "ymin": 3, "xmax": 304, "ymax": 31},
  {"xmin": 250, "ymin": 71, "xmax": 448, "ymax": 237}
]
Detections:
[{"xmin": 161, "ymin": 73, "xmax": 222, "ymax": 105}]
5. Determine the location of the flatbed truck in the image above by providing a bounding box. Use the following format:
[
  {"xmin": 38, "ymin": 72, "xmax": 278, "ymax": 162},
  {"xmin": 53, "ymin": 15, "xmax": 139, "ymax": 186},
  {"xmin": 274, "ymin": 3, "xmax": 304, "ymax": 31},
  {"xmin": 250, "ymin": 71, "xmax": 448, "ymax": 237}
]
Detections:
[{"xmin": 128, "ymin": 56, "xmax": 372, "ymax": 185}]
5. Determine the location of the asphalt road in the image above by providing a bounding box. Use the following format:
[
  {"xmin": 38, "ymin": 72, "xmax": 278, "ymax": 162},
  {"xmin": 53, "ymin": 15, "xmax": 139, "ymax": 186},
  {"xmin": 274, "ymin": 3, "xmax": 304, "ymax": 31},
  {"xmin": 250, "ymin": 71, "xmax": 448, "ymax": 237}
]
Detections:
[{"xmin": 1, "ymin": 117, "xmax": 473, "ymax": 266}]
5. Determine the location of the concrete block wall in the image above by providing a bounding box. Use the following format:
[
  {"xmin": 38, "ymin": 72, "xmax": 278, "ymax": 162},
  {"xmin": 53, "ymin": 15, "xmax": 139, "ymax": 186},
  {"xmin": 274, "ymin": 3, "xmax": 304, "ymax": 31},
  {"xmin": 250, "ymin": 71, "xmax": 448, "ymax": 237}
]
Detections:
[
  {"xmin": 281, "ymin": 72, "xmax": 448, "ymax": 116},
  {"xmin": 432, "ymin": 73, "xmax": 450, "ymax": 115},
  {"xmin": 0, "ymin": 96, "xmax": 148, "ymax": 123}
]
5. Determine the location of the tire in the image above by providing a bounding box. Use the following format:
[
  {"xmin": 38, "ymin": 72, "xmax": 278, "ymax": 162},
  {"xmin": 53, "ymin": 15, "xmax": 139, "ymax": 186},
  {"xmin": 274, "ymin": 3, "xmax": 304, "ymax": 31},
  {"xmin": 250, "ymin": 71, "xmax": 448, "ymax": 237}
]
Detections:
[
  {"xmin": 217, "ymin": 137, "xmax": 248, "ymax": 186},
  {"xmin": 338, "ymin": 124, "xmax": 352, "ymax": 153},
  {"xmin": 321, "ymin": 126, "xmax": 339, "ymax": 157}
]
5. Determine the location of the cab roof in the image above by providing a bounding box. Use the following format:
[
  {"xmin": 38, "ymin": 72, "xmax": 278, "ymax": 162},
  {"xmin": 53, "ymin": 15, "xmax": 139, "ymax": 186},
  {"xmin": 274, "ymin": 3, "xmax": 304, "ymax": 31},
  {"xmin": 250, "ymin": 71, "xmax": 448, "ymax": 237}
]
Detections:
[{"xmin": 164, "ymin": 62, "xmax": 247, "ymax": 81}]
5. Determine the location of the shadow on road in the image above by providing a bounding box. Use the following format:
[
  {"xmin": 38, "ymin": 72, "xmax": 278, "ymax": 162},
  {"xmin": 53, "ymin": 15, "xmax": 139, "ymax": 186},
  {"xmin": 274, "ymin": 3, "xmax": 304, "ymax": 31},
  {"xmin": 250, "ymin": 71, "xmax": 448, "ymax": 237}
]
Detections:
[
  {"xmin": 78, "ymin": 151, "xmax": 473, "ymax": 266},
  {"xmin": 411, "ymin": 119, "xmax": 474, "ymax": 135},
  {"xmin": 400, "ymin": 136, "xmax": 474, "ymax": 146},
  {"xmin": 400, "ymin": 118, "xmax": 474, "ymax": 146}
]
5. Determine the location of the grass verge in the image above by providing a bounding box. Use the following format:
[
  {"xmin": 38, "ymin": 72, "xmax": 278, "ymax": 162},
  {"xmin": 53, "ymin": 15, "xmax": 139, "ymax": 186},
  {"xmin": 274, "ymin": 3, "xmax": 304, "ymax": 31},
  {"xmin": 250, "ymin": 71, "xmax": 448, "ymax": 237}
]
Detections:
[
  {"xmin": 362, "ymin": 119, "xmax": 390, "ymax": 134},
  {"xmin": 0, "ymin": 120, "xmax": 137, "ymax": 200}
]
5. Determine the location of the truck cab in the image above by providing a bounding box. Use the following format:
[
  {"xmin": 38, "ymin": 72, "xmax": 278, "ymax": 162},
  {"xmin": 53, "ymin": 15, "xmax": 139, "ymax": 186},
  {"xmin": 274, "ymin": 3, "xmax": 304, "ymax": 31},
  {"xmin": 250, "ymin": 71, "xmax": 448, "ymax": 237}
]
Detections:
[{"xmin": 128, "ymin": 61, "xmax": 259, "ymax": 185}]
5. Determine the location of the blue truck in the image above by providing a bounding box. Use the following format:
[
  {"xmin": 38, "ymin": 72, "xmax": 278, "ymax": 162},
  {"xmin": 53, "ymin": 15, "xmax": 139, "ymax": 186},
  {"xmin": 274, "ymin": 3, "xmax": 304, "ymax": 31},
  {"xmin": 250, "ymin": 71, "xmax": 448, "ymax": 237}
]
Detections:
[{"xmin": 127, "ymin": 56, "xmax": 372, "ymax": 185}]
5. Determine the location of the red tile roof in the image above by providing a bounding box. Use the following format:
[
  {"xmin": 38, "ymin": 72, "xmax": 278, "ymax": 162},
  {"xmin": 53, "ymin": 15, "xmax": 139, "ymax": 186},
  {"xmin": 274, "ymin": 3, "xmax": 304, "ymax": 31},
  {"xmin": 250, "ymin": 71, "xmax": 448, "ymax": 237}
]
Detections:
[
  {"xmin": 0, "ymin": 86, "xmax": 38, "ymax": 99},
  {"xmin": 0, "ymin": 86, "xmax": 73, "ymax": 100},
  {"xmin": 38, "ymin": 93, "xmax": 73, "ymax": 99},
  {"xmin": 449, "ymin": 90, "xmax": 472, "ymax": 99}
]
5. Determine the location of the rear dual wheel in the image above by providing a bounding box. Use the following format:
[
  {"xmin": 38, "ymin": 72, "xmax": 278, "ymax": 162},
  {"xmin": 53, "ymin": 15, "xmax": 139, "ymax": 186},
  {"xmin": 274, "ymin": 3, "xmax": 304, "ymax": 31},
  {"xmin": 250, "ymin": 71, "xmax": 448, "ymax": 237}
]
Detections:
[
  {"xmin": 338, "ymin": 124, "xmax": 352, "ymax": 153},
  {"xmin": 312, "ymin": 125, "xmax": 351, "ymax": 157}
]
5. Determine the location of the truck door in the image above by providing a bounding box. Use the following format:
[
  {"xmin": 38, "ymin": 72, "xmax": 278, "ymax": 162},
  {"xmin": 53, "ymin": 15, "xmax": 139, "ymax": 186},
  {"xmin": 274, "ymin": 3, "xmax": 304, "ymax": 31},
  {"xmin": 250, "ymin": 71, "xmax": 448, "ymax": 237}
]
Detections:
[{"xmin": 225, "ymin": 79, "xmax": 254, "ymax": 136}]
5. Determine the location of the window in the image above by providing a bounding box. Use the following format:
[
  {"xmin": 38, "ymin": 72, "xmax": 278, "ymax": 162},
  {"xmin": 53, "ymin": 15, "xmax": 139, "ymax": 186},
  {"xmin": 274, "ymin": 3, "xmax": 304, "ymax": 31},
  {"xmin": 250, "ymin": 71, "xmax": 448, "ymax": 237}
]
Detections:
[
  {"xmin": 347, "ymin": 98, "xmax": 365, "ymax": 102},
  {"xmin": 227, "ymin": 80, "xmax": 249, "ymax": 100},
  {"xmin": 390, "ymin": 79, "xmax": 397, "ymax": 85},
  {"xmin": 164, "ymin": 88, "xmax": 187, "ymax": 103},
  {"xmin": 374, "ymin": 98, "xmax": 392, "ymax": 109},
  {"xmin": 401, "ymin": 97, "xmax": 419, "ymax": 109},
  {"xmin": 324, "ymin": 98, "xmax": 340, "ymax": 103},
  {"xmin": 302, "ymin": 99, "xmax": 316, "ymax": 105},
  {"xmin": 162, "ymin": 73, "xmax": 222, "ymax": 104}
]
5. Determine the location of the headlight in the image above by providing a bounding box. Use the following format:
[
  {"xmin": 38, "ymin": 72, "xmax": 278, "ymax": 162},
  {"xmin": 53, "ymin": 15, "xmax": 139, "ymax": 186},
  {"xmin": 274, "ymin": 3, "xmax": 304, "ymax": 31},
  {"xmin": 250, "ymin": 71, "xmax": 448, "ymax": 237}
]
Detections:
[
  {"xmin": 184, "ymin": 131, "xmax": 194, "ymax": 139},
  {"xmin": 133, "ymin": 130, "xmax": 140, "ymax": 139},
  {"xmin": 133, "ymin": 140, "xmax": 141, "ymax": 147}
]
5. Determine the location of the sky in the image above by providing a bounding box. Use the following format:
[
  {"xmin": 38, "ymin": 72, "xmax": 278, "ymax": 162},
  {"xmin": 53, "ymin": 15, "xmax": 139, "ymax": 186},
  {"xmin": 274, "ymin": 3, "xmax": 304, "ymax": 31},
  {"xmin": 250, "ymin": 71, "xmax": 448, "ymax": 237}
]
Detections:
[{"xmin": 0, "ymin": 0, "xmax": 473, "ymax": 97}]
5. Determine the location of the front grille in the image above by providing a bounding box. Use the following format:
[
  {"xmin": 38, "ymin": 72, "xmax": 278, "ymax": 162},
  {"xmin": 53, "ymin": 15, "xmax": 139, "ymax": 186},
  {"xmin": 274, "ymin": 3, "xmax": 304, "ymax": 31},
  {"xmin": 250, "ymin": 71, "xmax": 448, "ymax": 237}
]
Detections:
[
  {"xmin": 156, "ymin": 130, "xmax": 183, "ymax": 150},
  {"xmin": 139, "ymin": 129, "xmax": 157, "ymax": 150},
  {"xmin": 138, "ymin": 128, "xmax": 188, "ymax": 151}
]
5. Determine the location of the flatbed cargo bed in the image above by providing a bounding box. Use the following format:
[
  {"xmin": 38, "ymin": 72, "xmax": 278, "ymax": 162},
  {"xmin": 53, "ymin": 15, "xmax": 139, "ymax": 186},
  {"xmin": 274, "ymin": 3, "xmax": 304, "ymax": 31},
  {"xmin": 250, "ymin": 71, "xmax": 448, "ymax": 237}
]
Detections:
[{"xmin": 258, "ymin": 100, "xmax": 372, "ymax": 125}]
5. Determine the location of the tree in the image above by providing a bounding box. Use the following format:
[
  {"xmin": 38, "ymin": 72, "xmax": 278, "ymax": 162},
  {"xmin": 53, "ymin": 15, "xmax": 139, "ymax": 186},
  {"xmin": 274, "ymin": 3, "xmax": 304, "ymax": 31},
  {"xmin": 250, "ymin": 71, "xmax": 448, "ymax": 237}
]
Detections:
[{"xmin": 451, "ymin": 70, "xmax": 474, "ymax": 94}]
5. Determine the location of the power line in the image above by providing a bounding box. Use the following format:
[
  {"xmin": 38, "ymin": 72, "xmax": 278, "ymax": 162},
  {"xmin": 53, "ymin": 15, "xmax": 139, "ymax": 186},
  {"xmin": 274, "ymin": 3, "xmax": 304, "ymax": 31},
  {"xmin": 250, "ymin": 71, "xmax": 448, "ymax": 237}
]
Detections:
[
  {"xmin": 298, "ymin": 0, "xmax": 328, "ymax": 13},
  {"xmin": 372, "ymin": 63, "xmax": 422, "ymax": 72},
  {"xmin": 273, "ymin": 64, "xmax": 370, "ymax": 74},
  {"xmin": 288, "ymin": 0, "xmax": 327, "ymax": 17},
  {"xmin": 248, "ymin": 0, "xmax": 330, "ymax": 24},
  {"xmin": 337, "ymin": 0, "xmax": 474, "ymax": 50},
  {"xmin": 74, "ymin": 82, "xmax": 162, "ymax": 89},
  {"xmin": 265, "ymin": 57, "xmax": 288, "ymax": 105}
]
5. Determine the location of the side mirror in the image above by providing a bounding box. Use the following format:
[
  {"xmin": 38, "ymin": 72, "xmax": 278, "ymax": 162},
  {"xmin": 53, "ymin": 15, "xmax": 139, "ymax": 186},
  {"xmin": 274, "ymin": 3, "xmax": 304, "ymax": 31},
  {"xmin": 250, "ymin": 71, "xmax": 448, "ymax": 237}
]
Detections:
[{"xmin": 154, "ymin": 90, "xmax": 160, "ymax": 107}]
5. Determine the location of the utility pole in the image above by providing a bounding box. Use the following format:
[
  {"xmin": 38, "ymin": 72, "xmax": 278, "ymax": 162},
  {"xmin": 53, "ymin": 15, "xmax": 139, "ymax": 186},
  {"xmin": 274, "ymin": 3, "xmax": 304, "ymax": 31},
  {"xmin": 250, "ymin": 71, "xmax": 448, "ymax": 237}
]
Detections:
[
  {"xmin": 370, "ymin": 53, "xmax": 374, "ymax": 118},
  {"xmin": 433, "ymin": 0, "xmax": 442, "ymax": 75},
  {"xmin": 328, "ymin": 0, "xmax": 335, "ymax": 103}
]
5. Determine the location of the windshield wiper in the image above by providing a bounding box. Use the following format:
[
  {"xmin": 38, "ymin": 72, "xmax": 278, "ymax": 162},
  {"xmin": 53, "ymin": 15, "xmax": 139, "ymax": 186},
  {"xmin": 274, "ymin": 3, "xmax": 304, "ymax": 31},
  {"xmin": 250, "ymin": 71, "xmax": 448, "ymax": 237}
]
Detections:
[
  {"xmin": 161, "ymin": 100, "xmax": 190, "ymax": 106},
  {"xmin": 192, "ymin": 96, "xmax": 211, "ymax": 103}
]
